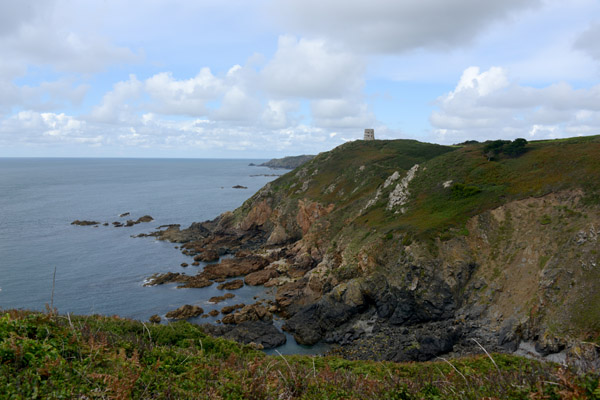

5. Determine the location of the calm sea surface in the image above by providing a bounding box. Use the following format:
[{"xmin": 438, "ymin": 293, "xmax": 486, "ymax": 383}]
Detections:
[{"xmin": 0, "ymin": 158, "xmax": 324, "ymax": 354}]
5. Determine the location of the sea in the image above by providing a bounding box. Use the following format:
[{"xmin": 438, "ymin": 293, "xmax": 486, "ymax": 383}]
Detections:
[{"xmin": 0, "ymin": 158, "xmax": 326, "ymax": 354}]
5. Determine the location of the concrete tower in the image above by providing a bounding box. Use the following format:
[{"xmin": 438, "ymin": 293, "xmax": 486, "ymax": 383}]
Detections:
[{"xmin": 364, "ymin": 129, "xmax": 375, "ymax": 140}]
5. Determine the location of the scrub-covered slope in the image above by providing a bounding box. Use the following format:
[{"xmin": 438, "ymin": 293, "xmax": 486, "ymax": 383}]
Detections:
[{"xmin": 155, "ymin": 135, "xmax": 600, "ymax": 361}]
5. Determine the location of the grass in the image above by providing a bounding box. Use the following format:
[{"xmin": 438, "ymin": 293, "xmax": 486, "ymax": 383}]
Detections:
[{"xmin": 2, "ymin": 309, "xmax": 600, "ymax": 399}]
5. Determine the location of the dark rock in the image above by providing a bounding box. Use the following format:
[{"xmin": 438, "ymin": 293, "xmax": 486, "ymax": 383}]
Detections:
[
  {"xmin": 201, "ymin": 321, "xmax": 286, "ymax": 349},
  {"xmin": 144, "ymin": 272, "xmax": 187, "ymax": 286},
  {"xmin": 283, "ymin": 297, "xmax": 360, "ymax": 345},
  {"xmin": 181, "ymin": 263, "xmax": 188, "ymax": 267},
  {"xmin": 232, "ymin": 185, "xmax": 248, "ymax": 189},
  {"xmin": 165, "ymin": 304, "xmax": 204, "ymax": 320},
  {"xmin": 112, "ymin": 221, "xmax": 123, "ymax": 227},
  {"xmin": 149, "ymin": 314, "xmax": 161, "ymax": 324},
  {"xmin": 208, "ymin": 310, "xmax": 220, "ymax": 317},
  {"xmin": 136, "ymin": 215, "xmax": 154, "ymax": 223},
  {"xmin": 125, "ymin": 220, "xmax": 136, "ymax": 227},
  {"xmin": 119, "ymin": 212, "xmax": 130, "ymax": 217},
  {"xmin": 217, "ymin": 279, "xmax": 244, "ymax": 290},
  {"xmin": 71, "ymin": 220, "xmax": 100, "ymax": 226}
]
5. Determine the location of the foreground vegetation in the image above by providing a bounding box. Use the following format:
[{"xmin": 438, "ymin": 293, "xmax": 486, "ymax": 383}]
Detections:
[{"xmin": 2, "ymin": 309, "xmax": 599, "ymax": 399}]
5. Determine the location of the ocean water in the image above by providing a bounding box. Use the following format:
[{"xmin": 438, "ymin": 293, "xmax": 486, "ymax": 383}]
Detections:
[{"xmin": 0, "ymin": 158, "xmax": 326, "ymax": 354}]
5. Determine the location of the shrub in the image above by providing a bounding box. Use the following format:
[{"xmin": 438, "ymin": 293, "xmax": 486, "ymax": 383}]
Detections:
[{"xmin": 451, "ymin": 183, "xmax": 481, "ymax": 198}]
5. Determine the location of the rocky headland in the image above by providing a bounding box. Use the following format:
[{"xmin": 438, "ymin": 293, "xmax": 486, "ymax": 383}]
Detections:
[
  {"xmin": 251, "ymin": 154, "xmax": 315, "ymax": 170},
  {"xmin": 141, "ymin": 136, "xmax": 600, "ymax": 363}
]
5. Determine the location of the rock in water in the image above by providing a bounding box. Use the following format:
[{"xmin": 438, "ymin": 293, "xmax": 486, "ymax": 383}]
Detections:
[
  {"xmin": 71, "ymin": 220, "xmax": 100, "ymax": 226},
  {"xmin": 217, "ymin": 279, "xmax": 244, "ymax": 290},
  {"xmin": 136, "ymin": 215, "xmax": 154, "ymax": 223},
  {"xmin": 149, "ymin": 314, "xmax": 161, "ymax": 324},
  {"xmin": 165, "ymin": 304, "xmax": 204, "ymax": 320}
]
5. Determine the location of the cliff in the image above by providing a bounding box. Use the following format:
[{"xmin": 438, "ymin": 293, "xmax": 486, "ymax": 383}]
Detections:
[{"xmin": 155, "ymin": 136, "xmax": 600, "ymax": 362}]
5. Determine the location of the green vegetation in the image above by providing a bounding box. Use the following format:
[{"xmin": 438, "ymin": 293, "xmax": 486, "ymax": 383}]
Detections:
[
  {"xmin": 2, "ymin": 310, "xmax": 599, "ymax": 399},
  {"xmin": 483, "ymin": 138, "xmax": 528, "ymax": 160}
]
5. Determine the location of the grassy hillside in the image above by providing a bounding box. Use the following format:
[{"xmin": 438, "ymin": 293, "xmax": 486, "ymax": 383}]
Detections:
[{"xmin": 2, "ymin": 309, "xmax": 599, "ymax": 399}]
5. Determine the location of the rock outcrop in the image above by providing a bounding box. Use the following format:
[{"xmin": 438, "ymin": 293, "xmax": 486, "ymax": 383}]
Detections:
[{"xmin": 165, "ymin": 305, "xmax": 204, "ymax": 320}]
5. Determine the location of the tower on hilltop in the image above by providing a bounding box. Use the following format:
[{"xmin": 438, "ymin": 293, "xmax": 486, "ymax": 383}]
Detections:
[{"xmin": 364, "ymin": 129, "xmax": 375, "ymax": 140}]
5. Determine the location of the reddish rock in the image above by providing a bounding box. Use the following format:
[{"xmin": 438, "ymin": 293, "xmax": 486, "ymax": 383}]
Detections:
[
  {"xmin": 245, "ymin": 269, "xmax": 279, "ymax": 286},
  {"xmin": 181, "ymin": 263, "xmax": 189, "ymax": 267},
  {"xmin": 222, "ymin": 303, "xmax": 273, "ymax": 325},
  {"xmin": 194, "ymin": 250, "xmax": 219, "ymax": 262},
  {"xmin": 208, "ymin": 310, "xmax": 220, "ymax": 317},
  {"xmin": 203, "ymin": 256, "xmax": 269, "ymax": 279}
]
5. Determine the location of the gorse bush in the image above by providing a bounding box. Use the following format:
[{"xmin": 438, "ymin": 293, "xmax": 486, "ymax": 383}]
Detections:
[{"xmin": 483, "ymin": 138, "xmax": 528, "ymax": 160}]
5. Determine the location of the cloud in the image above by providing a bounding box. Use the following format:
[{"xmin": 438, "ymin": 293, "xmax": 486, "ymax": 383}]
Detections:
[
  {"xmin": 311, "ymin": 98, "xmax": 375, "ymax": 129},
  {"xmin": 262, "ymin": 35, "xmax": 365, "ymax": 98},
  {"xmin": 89, "ymin": 75, "xmax": 143, "ymax": 123},
  {"xmin": 575, "ymin": 22, "xmax": 600, "ymax": 61},
  {"xmin": 430, "ymin": 66, "xmax": 600, "ymax": 143},
  {"xmin": 269, "ymin": 0, "xmax": 540, "ymax": 54},
  {"xmin": 0, "ymin": 0, "xmax": 139, "ymax": 74}
]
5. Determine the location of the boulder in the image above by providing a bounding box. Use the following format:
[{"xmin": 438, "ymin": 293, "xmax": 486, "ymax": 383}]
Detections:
[
  {"xmin": 209, "ymin": 293, "xmax": 235, "ymax": 303},
  {"xmin": 222, "ymin": 304, "xmax": 272, "ymax": 325},
  {"xmin": 165, "ymin": 304, "xmax": 204, "ymax": 320},
  {"xmin": 221, "ymin": 303, "xmax": 245, "ymax": 315},
  {"xmin": 217, "ymin": 279, "xmax": 244, "ymax": 290},
  {"xmin": 149, "ymin": 314, "xmax": 161, "ymax": 324},
  {"xmin": 136, "ymin": 215, "xmax": 154, "ymax": 223}
]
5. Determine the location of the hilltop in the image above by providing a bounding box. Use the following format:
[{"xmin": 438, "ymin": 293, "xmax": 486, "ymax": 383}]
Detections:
[{"xmin": 151, "ymin": 135, "xmax": 600, "ymax": 362}]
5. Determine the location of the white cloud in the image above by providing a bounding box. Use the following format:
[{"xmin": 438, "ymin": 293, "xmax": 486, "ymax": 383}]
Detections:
[
  {"xmin": 262, "ymin": 35, "xmax": 365, "ymax": 98},
  {"xmin": 311, "ymin": 98, "xmax": 375, "ymax": 129},
  {"xmin": 430, "ymin": 66, "xmax": 600, "ymax": 143},
  {"xmin": 145, "ymin": 69, "xmax": 224, "ymax": 116},
  {"xmin": 89, "ymin": 75, "xmax": 143, "ymax": 123},
  {"xmin": 269, "ymin": 0, "xmax": 540, "ymax": 54}
]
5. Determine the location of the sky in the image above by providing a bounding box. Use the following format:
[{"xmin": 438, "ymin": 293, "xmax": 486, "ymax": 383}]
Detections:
[{"xmin": 1, "ymin": 0, "xmax": 599, "ymax": 158}]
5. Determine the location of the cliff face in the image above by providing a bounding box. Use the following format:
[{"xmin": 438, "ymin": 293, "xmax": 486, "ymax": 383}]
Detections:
[{"xmin": 158, "ymin": 136, "xmax": 600, "ymax": 361}]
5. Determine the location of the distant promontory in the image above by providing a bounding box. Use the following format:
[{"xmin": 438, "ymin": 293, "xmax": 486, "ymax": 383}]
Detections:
[{"xmin": 250, "ymin": 154, "xmax": 315, "ymax": 170}]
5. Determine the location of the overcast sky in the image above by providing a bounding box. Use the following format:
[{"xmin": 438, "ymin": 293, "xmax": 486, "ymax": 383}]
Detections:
[{"xmin": 1, "ymin": 0, "xmax": 599, "ymax": 158}]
